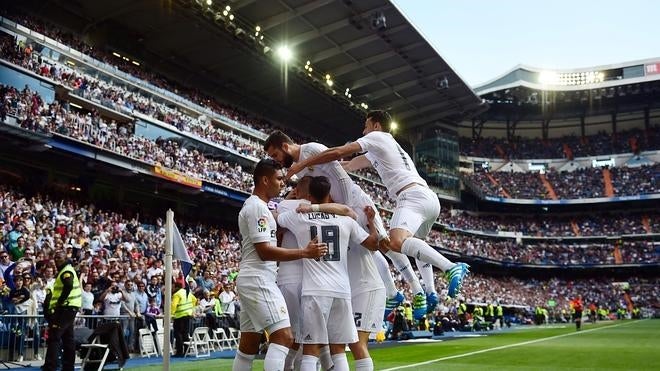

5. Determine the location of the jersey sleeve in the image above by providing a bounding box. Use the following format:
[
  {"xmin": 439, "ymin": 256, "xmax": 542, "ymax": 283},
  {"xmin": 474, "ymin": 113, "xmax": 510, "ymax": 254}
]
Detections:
[
  {"xmin": 355, "ymin": 131, "xmax": 379, "ymax": 153},
  {"xmin": 348, "ymin": 218, "xmax": 370, "ymax": 247},
  {"xmin": 247, "ymin": 202, "xmax": 275, "ymax": 244}
]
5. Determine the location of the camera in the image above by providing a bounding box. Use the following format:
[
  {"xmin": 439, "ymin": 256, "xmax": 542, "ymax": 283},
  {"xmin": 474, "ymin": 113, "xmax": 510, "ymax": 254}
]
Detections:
[{"xmin": 111, "ymin": 286, "xmax": 119, "ymax": 293}]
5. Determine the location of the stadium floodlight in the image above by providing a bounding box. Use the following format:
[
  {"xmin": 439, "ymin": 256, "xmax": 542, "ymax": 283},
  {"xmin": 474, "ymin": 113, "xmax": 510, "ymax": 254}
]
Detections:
[
  {"xmin": 276, "ymin": 45, "xmax": 293, "ymax": 62},
  {"xmin": 325, "ymin": 74, "xmax": 331, "ymax": 80},
  {"xmin": 390, "ymin": 121, "xmax": 398, "ymax": 131},
  {"xmin": 229, "ymin": 14, "xmax": 234, "ymax": 20},
  {"xmin": 326, "ymin": 79, "xmax": 334, "ymax": 87},
  {"xmin": 112, "ymin": 52, "xmax": 121, "ymax": 58},
  {"xmin": 539, "ymin": 71, "xmax": 559, "ymax": 85},
  {"xmin": 225, "ymin": 5, "xmax": 231, "ymax": 11},
  {"xmin": 255, "ymin": 25, "xmax": 261, "ymax": 32},
  {"xmin": 206, "ymin": 0, "xmax": 212, "ymax": 5},
  {"xmin": 222, "ymin": 10, "xmax": 228, "ymax": 16}
]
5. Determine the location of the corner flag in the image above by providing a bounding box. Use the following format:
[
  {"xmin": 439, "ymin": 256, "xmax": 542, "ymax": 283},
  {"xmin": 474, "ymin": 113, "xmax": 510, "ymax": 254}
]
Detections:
[{"xmin": 173, "ymin": 222, "xmax": 193, "ymax": 285}]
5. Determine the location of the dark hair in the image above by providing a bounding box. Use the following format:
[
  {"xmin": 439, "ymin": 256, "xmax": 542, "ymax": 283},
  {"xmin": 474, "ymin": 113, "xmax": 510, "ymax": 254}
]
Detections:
[
  {"xmin": 366, "ymin": 110, "xmax": 392, "ymax": 129},
  {"xmin": 309, "ymin": 176, "xmax": 331, "ymax": 202},
  {"xmin": 264, "ymin": 130, "xmax": 293, "ymax": 151},
  {"xmin": 253, "ymin": 159, "xmax": 282, "ymax": 184}
]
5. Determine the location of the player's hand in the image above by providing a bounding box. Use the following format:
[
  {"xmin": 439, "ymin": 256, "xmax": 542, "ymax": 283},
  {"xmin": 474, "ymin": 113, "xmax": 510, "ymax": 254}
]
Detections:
[
  {"xmin": 364, "ymin": 206, "xmax": 376, "ymax": 221},
  {"xmin": 286, "ymin": 163, "xmax": 302, "ymax": 180},
  {"xmin": 296, "ymin": 204, "xmax": 313, "ymax": 213},
  {"xmin": 302, "ymin": 237, "xmax": 328, "ymax": 259}
]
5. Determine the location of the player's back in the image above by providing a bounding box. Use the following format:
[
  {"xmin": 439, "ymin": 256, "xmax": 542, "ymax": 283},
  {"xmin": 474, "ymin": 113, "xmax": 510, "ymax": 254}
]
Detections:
[
  {"xmin": 276, "ymin": 199, "xmax": 309, "ymax": 285},
  {"xmin": 356, "ymin": 130, "xmax": 427, "ymax": 198},
  {"xmin": 298, "ymin": 142, "xmax": 352, "ymax": 204},
  {"xmin": 278, "ymin": 211, "xmax": 368, "ymax": 299},
  {"xmin": 237, "ymin": 195, "xmax": 277, "ymax": 280}
]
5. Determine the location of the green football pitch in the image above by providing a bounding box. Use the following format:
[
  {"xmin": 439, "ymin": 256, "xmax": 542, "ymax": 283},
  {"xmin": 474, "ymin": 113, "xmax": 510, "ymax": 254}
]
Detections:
[{"xmin": 130, "ymin": 319, "xmax": 659, "ymax": 370}]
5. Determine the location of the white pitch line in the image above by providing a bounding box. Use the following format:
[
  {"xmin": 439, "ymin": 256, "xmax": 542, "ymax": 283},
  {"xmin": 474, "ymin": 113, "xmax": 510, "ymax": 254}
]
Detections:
[{"xmin": 380, "ymin": 320, "xmax": 643, "ymax": 371}]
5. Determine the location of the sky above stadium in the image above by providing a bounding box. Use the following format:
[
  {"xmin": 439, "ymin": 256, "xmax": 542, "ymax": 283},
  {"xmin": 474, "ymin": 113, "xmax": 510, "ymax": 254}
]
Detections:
[{"xmin": 394, "ymin": 0, "xmax": 660, "ymax": 88}]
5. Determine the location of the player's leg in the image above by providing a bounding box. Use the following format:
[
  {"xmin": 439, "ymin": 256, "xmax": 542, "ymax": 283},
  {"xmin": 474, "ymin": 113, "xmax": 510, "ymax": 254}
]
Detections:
[
  {"xmin": 266, "ymin": 325, "xmax": 295, "ymax": 371},
  {"xmin": 353, "ymin": 193, "xmax": 422, "ymax": 313},
  {"xmin": 329, "ymin": 343, "xmax": 350, "ymax": 371},
  {"xmin": 232, "ymin": 332, "xmax": 260, "ymax": 371},
  {"xmin": 327, "ymin": 298, "xmax": 359, "ymax": 371},
  {"xmin": 349, "ymin": 288, "xmax": 383, "ymax": 371},
  {"xmin": 278, "ymin": 282, "xmax": 302, "ymax": 370},
  {"xmin": 388, "ymin": 187, "xmax": 469, "ymax": 299},
  {"xmin": 300, "ymin": 344, "xmax": 322, "ymax": 371},
  {"xmin": 237, "ymin": 275, "xmax": 293, "ymax": 371}
]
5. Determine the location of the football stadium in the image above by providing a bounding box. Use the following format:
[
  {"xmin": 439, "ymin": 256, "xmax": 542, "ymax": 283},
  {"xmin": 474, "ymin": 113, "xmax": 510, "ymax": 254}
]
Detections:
[{"xmin": 0, "ymin": 0, "xmax": 657, "ymax": 370}]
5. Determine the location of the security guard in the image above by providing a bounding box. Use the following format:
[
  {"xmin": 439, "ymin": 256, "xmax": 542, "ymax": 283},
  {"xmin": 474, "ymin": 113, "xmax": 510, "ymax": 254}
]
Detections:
[
  {"xmin": 42, "ymin": 251, "xmax": 82, "ymax": 371},
  {"xmin": 457, "ymin": 299, "xmax": 468, "ymax": 326},
  {"xmin": 171, "ymin": 281, "xmax": 197, "ymax": 357},
  {"xmin": 496, "ymin": 302, "xmax": 504, "ymax": 329}
]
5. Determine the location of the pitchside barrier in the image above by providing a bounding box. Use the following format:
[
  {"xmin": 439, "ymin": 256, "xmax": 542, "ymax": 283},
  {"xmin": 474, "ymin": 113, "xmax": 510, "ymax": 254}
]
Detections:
[{"xmin": 0, "ymin": 314, "xmax": 219, "ymax": 364}]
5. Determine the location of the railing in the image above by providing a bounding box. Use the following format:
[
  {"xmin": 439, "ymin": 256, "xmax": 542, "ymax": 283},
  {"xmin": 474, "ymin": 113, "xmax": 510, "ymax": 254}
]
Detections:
[{"xmin": 0, "ymin": 313, "xmax": 239, "ymax": 364}]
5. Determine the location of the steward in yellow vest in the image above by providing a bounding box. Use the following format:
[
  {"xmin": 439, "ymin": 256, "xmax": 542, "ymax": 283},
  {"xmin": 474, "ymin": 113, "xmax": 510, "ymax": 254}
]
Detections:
[
  {"xmin": 171, "ymin": 281, "xmax": 197, "ymax": 356},
  {"xmin": 42, "ymin": 251, "xmax": 82, "ymax": 371}
]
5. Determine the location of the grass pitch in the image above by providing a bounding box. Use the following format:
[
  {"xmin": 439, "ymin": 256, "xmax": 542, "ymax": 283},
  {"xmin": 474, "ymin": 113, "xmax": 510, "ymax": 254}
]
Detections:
[{"xmin": 129, "ymin": 319, "xmax": 659, "ymax": 370}]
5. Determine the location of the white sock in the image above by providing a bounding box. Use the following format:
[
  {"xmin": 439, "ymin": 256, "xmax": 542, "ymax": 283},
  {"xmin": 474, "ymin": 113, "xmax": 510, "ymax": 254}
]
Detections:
[
  {"xmin": 293, "ymin": 347, "xmax": 303, "ymax": 371},
  {"xmin": 284, "ymin": 347, "xmax": 298, "ymax": 370},
  {"xmin": 355, "ymin": 357, "xmax": 374, "ymax": 371},
  {"xmin": 232, "ymin": 350, "xmax": 255, "ymax": 371},
  {"xmin": 386, "ymin": 250, "xmax": 423, "ymax": 294},
  {"xmin": 330, "ymin": 353, "xmax": 349, "ymax": 371},
  {"xmin": 415, "ymin": 259, "xmax": 436, "ymax": 295},
  {"xmin": 264, "ymin": 343, "xmax": 290, "ymax": 371},
  {"xmin": 319, "ymin": 345, "xmax": 333, "ymax": 371},
  {"xmin": 300, "ymin": 355, "xmax": 319, "ymax": 371},
  {"xmin": 401, "ymin": 238, "xmax": 454, "ymax": 272},
  {"xmin": 374, "ymin": 251, "xmax": 398, "ymax": 298}
]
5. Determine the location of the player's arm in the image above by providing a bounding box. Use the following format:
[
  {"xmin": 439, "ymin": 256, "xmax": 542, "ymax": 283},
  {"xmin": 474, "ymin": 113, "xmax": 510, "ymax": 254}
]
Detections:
[
  {"xmin": 341, "ymin": 155, "xmax": 372, "ymax": 172},
  {"xmin": 359, "ymin": 206, "xmax": 379, "ymax": 251},
  {"xmin": 287, "ymin": 141, "xmax": 363, "ymax": 179},
  {"xmin": 295, "ymin": 203, "xmax": 358, "ymax": 220},
  {"xmin": 254, "ymin": 238, "xmax": 327, "ymax": 262}
]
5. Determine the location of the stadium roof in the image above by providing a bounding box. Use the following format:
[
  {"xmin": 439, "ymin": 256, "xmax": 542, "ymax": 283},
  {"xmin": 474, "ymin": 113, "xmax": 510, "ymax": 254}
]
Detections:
[
  {"xmin": 475, "ymin": 58, "xmax": 660, "ymax": 95},
  {"xmin": 13, "ymin": 0, "xmax": 485, "ymax": 141},
  {"xmin": 467, "ymin": 58, "xmax": 660, "ymax": 124}
]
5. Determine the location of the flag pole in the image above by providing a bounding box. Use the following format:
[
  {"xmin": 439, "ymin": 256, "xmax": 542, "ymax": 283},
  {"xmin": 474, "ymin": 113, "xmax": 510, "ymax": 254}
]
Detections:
[{"xmin": 163, "ymin": 209, "xmax": 174, "ymax": 370}]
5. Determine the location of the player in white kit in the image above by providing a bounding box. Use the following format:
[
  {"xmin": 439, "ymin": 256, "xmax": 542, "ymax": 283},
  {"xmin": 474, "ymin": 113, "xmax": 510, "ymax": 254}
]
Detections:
[
  {"xmin": 233, "ymin": 159, "xmax": 328, "ymax": 371},
  {"xmin": 286, "ymin": 111, "xmax": 470, "ymax": 300},
  {"xmin": 265, "ymin": 131, "xmax": 429, "ymax": 319},
  {"xmin": 274, "ymin": 176, "xmax": 356, "ymax": 370},
  {"xmin": 277, "ymin": 176, "xmax": 379, "ymax": 371}
]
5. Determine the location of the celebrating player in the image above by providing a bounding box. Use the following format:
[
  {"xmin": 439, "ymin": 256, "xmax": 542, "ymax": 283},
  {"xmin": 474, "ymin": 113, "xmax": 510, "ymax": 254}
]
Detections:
[{"xmin": 286, "ymin": 110, "xmax": 470, "ymax": 299}]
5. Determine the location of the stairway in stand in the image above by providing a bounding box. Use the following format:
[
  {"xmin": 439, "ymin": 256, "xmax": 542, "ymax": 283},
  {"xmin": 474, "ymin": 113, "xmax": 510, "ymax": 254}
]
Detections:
[
  {"xmin": 602, "ymin": 168, "xmax": 615, "ymax": 197},
  {"xmin": 485, "ymin": 173, "xmax": 511, "ymax": 198},
  {"xmin": 539, "ymin": 173, "xmax": 558, "ymax": 200}
]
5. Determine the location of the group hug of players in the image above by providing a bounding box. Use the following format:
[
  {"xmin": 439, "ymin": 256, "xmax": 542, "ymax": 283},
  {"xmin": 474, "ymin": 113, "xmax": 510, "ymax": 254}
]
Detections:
[{"xmin": 232, "ymin": 111, "xmax": 470, "ymax": 371}]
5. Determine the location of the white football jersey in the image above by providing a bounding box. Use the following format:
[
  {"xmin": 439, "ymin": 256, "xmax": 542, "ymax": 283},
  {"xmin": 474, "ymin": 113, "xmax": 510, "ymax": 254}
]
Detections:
[
  {"xmin": 277, "ymin": 211, "xmax": 369, "ymax": 299},
  {"xmin": 296, "ymin": 142, "xmax": 352, "ymax": 205},
  {"xmin": 356, "ymin": 131, "xmax": 427, "ymax": 199},
  {"xmin": 238, "ymin": 195, "xmax": 278, "ymax": 280},
  {"xmin": 276, "ymin": 199, "xmax": 309, "ymax": 286}
]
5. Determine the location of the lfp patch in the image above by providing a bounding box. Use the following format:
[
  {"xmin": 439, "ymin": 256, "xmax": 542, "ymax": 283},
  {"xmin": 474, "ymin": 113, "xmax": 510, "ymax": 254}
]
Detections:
[{"xmin": 257, "ymin": 217, "xmax": 268, "ymax": 232}]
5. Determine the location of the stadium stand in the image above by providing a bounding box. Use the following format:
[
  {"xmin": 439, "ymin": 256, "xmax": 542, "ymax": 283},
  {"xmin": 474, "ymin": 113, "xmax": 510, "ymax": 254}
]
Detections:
[{"xmin": 0, "ymin": 3, "xmax": 657, "ymax": 367}]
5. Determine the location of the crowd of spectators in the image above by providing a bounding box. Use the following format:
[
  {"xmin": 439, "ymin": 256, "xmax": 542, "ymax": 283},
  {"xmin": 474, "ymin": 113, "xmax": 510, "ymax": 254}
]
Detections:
[
  {"xmin": 1, "ymin": 184, "xmax": 657, "ymax": 322},
  {"xmin": 460, "ymin": 127, "xmax": 660, "ymax": 160},
  {"xmin": 0, "ymin": 185, "xmax": 241, "ymax": 349},
  {"xmin": 441, "ymin": 209, "xmax": 658, "ymax": 236},
  {"xmin": 430, "ymin": 274, "xmax": 659, "ymax": 318},
  {"xmin": 425, "ymin": 230, "xmax": 658, "ymax": 266},
  {"xmin": 3, "ymin": 18, "xmax": 659, "ymax": 205},
  {"xmin": 466, "ymin": 165, "xmax": 659, "ymax": 200}
]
